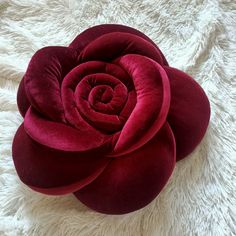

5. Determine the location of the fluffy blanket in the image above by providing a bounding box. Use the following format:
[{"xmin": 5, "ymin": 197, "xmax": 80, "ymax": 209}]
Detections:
[{"xmin": 0, "ymin": 0, "xmax": 235, "ymax": 235}]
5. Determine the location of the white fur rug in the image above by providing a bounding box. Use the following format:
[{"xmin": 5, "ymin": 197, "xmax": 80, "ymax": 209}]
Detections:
[{"xmin": 0, "ymin": 0, "xmax": 235, "ymax": 235}]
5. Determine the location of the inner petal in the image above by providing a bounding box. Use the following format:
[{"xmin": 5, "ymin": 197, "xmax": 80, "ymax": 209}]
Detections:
[{"xmin": 109, "ymin": 54, "xmax": 171, "ymax": 156}]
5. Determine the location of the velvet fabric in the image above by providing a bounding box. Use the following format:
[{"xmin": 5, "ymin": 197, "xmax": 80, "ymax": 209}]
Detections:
[{"xmin": 13, "ymin": 24, "xmax": 210, "ymax": 214}]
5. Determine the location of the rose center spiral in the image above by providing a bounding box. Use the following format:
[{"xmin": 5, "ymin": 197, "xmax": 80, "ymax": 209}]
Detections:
[
  {"xmin": 75, "ymin": 73, "xmax": 128, "ymax": 116},
  {"xmin": 89, "ymin": 85, "xmax": 113, "ymax": 107},
  {"xmin": 61, "ymin": 62, "xmax": 135, "ymax": 134}
]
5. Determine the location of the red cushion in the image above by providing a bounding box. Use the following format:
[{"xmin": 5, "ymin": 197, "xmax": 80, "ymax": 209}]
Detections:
[{"xmin": 13, "ymin": 24, "xmax": 210, "ymax": 214}]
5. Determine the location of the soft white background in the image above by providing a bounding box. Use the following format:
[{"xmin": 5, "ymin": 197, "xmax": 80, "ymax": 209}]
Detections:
[{"xmin": 0, "ymin": 0, "xmax": 235, "ymax": 235}]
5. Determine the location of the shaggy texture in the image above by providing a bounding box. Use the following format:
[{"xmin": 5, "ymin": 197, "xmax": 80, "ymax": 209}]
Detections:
[{"xmin": 0, "ymin": 0, "xmax": 235, "ymax": 234}]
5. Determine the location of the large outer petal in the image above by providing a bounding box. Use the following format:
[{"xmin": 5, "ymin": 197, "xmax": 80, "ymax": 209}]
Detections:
[
  {"xmin": 75, "ymin": 123, "xmax": 176, "ymax": 214},
  {"xmin": 165, "ymin": 66, "xmax": 210, "ymax": 160},
  {"xmin": 12, "ymin": 124, "xmax": 111, "ymax": 195},
  {"xmin": 69, "ymin": 24, "xmax": 168, "ymax": 65}
]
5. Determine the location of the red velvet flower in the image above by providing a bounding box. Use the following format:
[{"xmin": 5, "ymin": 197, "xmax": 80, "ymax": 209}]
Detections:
[{"xmin": 12, "ymin": 24, "xmax": 210, "ymax": 214}]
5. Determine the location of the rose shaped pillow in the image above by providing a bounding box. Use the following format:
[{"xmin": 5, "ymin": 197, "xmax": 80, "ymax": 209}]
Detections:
[{"xmin": 13, "ymin": 24, "xmax": 210, "ymax": 214}]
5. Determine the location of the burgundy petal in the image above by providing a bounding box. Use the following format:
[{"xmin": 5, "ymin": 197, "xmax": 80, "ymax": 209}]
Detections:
[
  {"xmin": 24, "ymin": 46, "xmax": 78, "ymax": 122},
  {"xmin": 110, "ymin": 55, "xmax": 170, "ymax": 156},
  {"xmin": 17, "ymin": 77, "xmax": 30, "ymax": 117},
  {"xmin": 165, "ymin": 66, "xmax": 210, "ymax": 160},
  {"xmin": 24, "ymin": 107, "xmax": 110, "ymax": 152},
  {"xmin": 75, "ymin": 122, "xmax": 175, "ymax": 214},
  {"xmin": 79, "ymin": 32, "xmax": 164, "ymax": 65},
  {"xmin": 75, "ymin": 73, "xmax": 127, "ymax": 133},
  {"xmin": 12, "ymin": 124, "xmax": 111, "ymax": 195},
  {"xmin": 69, "ymin": 24, "xmax": 168, "ymax": 65}
]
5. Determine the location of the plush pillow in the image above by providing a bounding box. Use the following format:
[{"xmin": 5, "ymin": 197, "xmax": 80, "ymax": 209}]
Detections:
[{"xmin": 13, "ymin": 24, "xmax": 210, "ymax": 214}]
